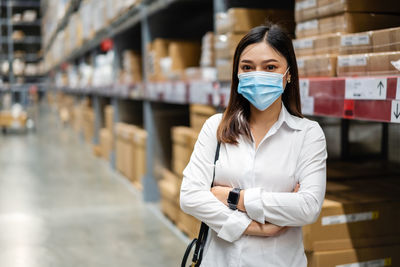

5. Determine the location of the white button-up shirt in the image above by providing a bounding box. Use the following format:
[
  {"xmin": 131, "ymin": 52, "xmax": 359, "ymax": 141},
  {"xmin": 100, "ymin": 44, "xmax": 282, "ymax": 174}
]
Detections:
[{"xmin": 180, "ymin": 103, "xmax": 327, "ymax": 267}]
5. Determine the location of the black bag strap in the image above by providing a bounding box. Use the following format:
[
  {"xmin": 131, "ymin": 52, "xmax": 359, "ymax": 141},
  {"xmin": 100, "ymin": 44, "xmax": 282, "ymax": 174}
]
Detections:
[{"xmin": 190, "ymin": 142, "xmax": 221, "ymax": 266}]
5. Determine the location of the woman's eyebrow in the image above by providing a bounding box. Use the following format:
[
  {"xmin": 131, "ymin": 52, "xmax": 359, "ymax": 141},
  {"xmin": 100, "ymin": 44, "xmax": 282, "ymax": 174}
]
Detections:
[{"xmin": 240, "ymin": 59, "xmax": 279, "ymax": 64}]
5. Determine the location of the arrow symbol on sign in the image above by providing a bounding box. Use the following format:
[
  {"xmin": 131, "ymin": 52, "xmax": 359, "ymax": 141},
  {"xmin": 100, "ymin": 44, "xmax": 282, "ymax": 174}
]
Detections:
[
  {"xmin": 377, "ymin": 81, "xmax": 384, "ymax": 96},
  {"xmin": 394, "ymin": 103, "xmax": 400, "ymax": 119}
]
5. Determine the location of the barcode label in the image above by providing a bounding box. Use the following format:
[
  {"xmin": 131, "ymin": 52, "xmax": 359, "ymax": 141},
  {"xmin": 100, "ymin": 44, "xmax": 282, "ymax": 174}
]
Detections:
[
  {"xmin": 336, "ymin": 257, "xmax": 391, "ymax": 267},
  {"xmin": 295, "ymin": 0, "xmax": 317, "ymax": 10},
  {"xmin": 293, "ymin": 38, "xmax": 314, "ymax": 50},
  {"xmin": 322, "ymin": 211, "xmax": 379, "ymax": 226},
  {"xmin": 296, "ymin": 20, "xmax": 318, "ymax": 31},
  {"xmin": 338, "ymin": 55, "xmax": 367, "ymax": 67},
  {"xmin": 341, "ymin": 34, "xmax": 370, "ymax": 46}
]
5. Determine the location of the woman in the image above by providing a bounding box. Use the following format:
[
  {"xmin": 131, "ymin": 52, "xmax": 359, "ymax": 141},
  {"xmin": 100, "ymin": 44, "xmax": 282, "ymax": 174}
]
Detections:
[{"xmin": 180, "ymin": 23, "xmax": 327, "ymax": 267}]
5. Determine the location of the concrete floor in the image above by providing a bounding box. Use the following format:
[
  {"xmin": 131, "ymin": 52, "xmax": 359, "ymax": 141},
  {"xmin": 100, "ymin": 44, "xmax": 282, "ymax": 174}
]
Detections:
[{"xmin": 0, "ymin": 104, "xmax": 187, "ymax": 267}]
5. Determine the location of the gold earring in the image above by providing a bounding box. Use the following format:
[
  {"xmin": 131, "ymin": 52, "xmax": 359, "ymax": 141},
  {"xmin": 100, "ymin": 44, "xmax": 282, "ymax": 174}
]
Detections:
[{"xmin": 287, "ymin": 77, "xmax": 291, "ymax": 83}]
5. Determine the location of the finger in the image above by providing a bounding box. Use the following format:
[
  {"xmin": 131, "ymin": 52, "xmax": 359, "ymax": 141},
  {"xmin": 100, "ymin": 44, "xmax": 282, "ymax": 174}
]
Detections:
[{"xmin": 293, "ymin": 183, "xmax": 300, "ymax": 193}]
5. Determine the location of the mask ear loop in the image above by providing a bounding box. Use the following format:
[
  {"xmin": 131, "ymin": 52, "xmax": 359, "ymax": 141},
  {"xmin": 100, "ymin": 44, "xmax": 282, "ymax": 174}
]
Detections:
[{"xmin": 284, "ymin": 67, "xmax": 291, "ymax": 83}]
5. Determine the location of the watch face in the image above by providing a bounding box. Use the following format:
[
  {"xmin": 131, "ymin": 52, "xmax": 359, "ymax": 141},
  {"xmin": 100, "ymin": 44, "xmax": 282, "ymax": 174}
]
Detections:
[{"xmin": 228, "ymin": 191, "xmax": 239, "ymax": 204}]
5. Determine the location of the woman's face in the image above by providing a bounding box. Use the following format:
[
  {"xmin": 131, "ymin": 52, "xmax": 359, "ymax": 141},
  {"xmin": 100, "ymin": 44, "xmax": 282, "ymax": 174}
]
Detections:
[{"xmin": 238, "ymin": 41, "xmax": 291, "ymax": 85}]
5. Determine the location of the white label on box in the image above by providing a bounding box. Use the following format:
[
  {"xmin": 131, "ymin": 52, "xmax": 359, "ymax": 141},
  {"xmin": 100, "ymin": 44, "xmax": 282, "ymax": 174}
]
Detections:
[
  {"xmin": 295, "ymin": 0, "xmax": 317, "ymax": 10},
  {"xmin": 301, "ymin": 96, "xmax": 314, "ymax": 115},
  {"xmin": 340, "ymin": 34, "xmax": 370, "ymax": 46},
  {"xmin": 345, "ymin": 78, "xmax": 387, "ymax": 100},
  {"xmin": 297, "ymin": 20, "xmax": 318, "ymax": 31},
  {"xmin": 338, "ymin": 55, "xmax": 367, "ymax": 67},
  {"xmin": 299, "ymin": 79, "xmax": 310, "ymax": 97},
  {"xmin": 293, "ymin": 38, "xmax": 314, "ymax": 50},
  {"xmin": 297, "ymin": 58, "xmax": 305, "ymax": 69},
  {"xmin": 396, "ymin": 78, "xmax": 400, "ymax": 100},
  {"xmin": 391, "ymin": 59, "xmax": 400, "ymax": 71},
  {"xmin": 336, "ymin": 257, "xmax": 391, "ymax": 267},
  {"xmin": 322, "ymin": 211, "xmax": 378, "ymax": 226},
  {"xmin": 391, "ymin": 100, "xmax": 400, "ymax": 123}
]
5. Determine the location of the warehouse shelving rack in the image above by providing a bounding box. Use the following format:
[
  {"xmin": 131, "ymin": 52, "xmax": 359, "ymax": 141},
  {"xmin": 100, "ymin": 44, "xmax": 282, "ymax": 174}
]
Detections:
[
  {"xmin": 0, "ymin": 0, "xmax": 43, "ymax": 107},
  {"xmin": 43, "ymin": 0, "xmax": 400, "ymax": 202}
]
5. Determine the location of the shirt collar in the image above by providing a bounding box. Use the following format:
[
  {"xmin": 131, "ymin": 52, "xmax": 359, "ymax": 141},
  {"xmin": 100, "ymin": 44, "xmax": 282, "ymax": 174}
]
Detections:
[{"xmin": 278, "ymin": 103, "xmax": 303, "ymax": 131}]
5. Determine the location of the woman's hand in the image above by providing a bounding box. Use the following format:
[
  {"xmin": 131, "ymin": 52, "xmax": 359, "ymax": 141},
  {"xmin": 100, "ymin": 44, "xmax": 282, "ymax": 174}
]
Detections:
[
  {"xmin": 244, "ymin": 221, "xmax": 288, "ymax": 237},
  {"xmin": 210, "ymin": 186, "xmax": 231, "ymax": 206}
]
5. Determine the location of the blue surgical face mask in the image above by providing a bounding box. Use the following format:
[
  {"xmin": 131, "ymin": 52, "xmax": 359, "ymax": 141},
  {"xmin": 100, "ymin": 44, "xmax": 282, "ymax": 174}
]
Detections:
[{"xmin": 237, "ymin": 69, "xmax": 289, "ymax": 111}]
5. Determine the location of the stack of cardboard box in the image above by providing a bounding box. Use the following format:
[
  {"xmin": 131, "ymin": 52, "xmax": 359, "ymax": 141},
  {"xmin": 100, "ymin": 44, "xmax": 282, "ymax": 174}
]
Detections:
[
  {"xmin": 215, "ymin": 8, "xmax": 295, "ymax": 81},
  {"xmin": 294, "ymin": 0, "xmax": 400, "ymax": 77},
  {"xmin": 99, "ymin": 105, "xmax": 114, "ymax": 161},
  {"xmin": 159, "ymin": 104, "xmax": 217, "ymax": 238},
  {"xmin": 304, "ymin": 178, "xmax": 400, "ymax": 266},
  {"xmin": 115, "ymin": 122, "xmax": 147, "ymax": 190},
  {"xmin": 82, "ymin": 106, "xmax": 95, "ymax": 143},
  {"xmin": 146, "ymin": 38, "xmax": 201, "ymax": 82},
  {"xmin": 119, "ymin": 50, "xmax": 142, "ymax": 85}
]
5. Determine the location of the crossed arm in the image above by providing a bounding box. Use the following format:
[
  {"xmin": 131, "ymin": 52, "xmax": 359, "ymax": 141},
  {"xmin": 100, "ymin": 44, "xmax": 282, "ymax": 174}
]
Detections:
[{"xmin": 210, "ymin": 184, "xmax": 300, "ymax": 237}]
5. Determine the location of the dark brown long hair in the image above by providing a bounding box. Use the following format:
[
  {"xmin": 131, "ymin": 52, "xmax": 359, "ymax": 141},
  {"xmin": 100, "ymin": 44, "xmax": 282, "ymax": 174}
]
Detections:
[{"xmin": 217, "ymin": 23, "xmax": 303, "ymax": 144}]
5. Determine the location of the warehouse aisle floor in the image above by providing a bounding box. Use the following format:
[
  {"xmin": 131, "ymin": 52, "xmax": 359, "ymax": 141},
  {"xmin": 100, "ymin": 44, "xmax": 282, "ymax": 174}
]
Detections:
[{"xmin": 0, "ymin": 104, "xmax": 187, "ymax": 267}]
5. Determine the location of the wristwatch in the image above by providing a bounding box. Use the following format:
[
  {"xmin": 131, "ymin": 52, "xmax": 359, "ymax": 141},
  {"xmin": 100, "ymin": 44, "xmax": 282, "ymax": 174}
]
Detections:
[{"xmin": 227, "ymin": 188, "xmax": 242, "ymax": 210}]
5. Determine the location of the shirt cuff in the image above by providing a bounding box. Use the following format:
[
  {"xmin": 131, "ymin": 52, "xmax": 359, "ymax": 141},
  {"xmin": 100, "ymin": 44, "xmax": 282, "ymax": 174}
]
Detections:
[
  {"xmin": 244, "ymin": 187, "xmax": 264, "ymax": 224},
  {"xmin": 217, "ymin": 210, "xmax": 252, "ymax": 243}
]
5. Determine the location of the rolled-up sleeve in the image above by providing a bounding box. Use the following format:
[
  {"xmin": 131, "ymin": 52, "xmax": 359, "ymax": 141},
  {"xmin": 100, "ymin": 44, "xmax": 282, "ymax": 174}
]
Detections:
[
  {"xmin": 244, "ymin": 121, "xmax": 327, "ymax": 226},
  {"xmin": 180, "ymin": 114, "xmax": 252, "ymax": 243}
]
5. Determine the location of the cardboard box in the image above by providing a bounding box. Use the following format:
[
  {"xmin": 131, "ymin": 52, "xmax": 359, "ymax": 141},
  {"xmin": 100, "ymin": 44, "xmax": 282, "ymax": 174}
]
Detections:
[
  {"xmin": 216, "ymin": 8, "xmax": 295, "ymax": 35},
  {"xmin": 132, "ymin": 127, "xmax": 147, "ymax": 190},
  {"xmin": 307, "ymin": 245, "xmax": 400, "ymax": 267},
  {"xmin": 296, "ymin": 0, "xmax": 400, "ymax": 22},
  {"xmin": 190, "ymin": 104, "xmax": 217, "ymax": 133},
  {"xmin": 337, "ymin": 51, "xmax": 400, "ymax": 77},
  {"xmin": 104, "ymin": 105, "xmax": 114, "ymax": 135},
  {"xmin": 116, "ymin": 123, "xmax": 135, "ymax": 179},
  {"xmin": 171, "ymin": 126, "xmax": 199, "ymax": 176},
  {"xmin": 297, "ymin": 54, "xmax": 337, "ymax": 77},
  {"xmin": 216, "ymin": 59, "xmax": 233, "ymax": 81},
  {"xmin": 372, "ymin": 26, "xmax": 400, "ymax": 53},
  {"xmin": 215, "ymin": 33, "xmax": 245, "ymax": 60},
  {"xmin": 296, "ymin": 12, "xmax": 400, "ymax": 38},
  {"xmin": 122, "ymin": 50, "xmax": 142, "ymax": 83},
  {"xmin": 159, "ymin": 168, "xmax": 181, "ymax": 222},
  {"xmin": 147, "ymin": 38, "xmax": 171, "ymax": 81},
  {"xmin": 99, "ymin": 128, "xmax": 113, "ymax": 161},
  {"xmin": 294, "ymin": 33, "xmax": 341, "ymax": 57},
  {"xmin": 303, "ymin": 189, "xmax": 400, "ymax": 252},
  {"xmin": 169, "ymin": 41, "xmax": 201, "ymax": 70}
]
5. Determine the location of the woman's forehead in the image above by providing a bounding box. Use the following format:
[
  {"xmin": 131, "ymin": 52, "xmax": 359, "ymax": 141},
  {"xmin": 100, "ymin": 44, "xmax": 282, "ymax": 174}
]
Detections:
[{"xmin": 240, "ymin": 42, "xmax": 284, "ymax": 62}]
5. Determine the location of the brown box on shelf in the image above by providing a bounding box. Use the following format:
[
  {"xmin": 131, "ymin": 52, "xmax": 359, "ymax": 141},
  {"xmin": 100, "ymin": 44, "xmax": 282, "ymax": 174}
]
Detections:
[
  {"xmin": 216, "ymin": 59, "xmax": 233, "ymax": 81},
  {"xmin": 132, "ymin": 127, "xmax": 147, "ymax": 190},
  {"xmin": 296, "ymin": 12, "xmax": 400, "ymax": 38},
  {"xmin": 104, "ymin": 105, "xmax": 114, "ymax": 135},
  {"xmin": 190, "ymin": 104, "xmax": 217, "ymax": 133},
  {"xmin": 215, "ymin": 33, "xmax": 245, "ymax": 60},
  {"xmin": 147, "ymin": 38, "xmax": 171, "ymax": 82},
  {"xmin": 159, "ymin": 168, "xmax": 181, "ymax": 223},
  {"xmin": 116, "ymin": 123, "xmax": 136, "ymax": 180},
  {"xmin": 297, "ymin": 54, "xmax": 337, "ymax": 77},
  {"xmin": 169, "ymin": 41, "xmax": 201, "ymax": 73},
  {"xmin": 171, "ymin": 126, "xmax": 199, "ymax": 176},
  {"xmin": 306, "ymin": 245, "xmax": 400, "ymax": 267},
  {"xmin": 339, "ymin": 31, "xmax": 373, "ymax": 55},
  {"xmin": 122, "ymin": 50, "xmax": 142, "ymax": 83},
  {"xmin": 303, "ymin": 189, "xmax": 400, "ymax": 252},
  {"xmin": 337, "ymin": 51, "xmax": 400, "ymax": 77},
  {"xmin": 83, "ymin": 107, "xmax": 95, "ymax": 143},
  {"xmin": 216, "ymin": 8, "xmax": 295, "ymax": 35},
  {"xmin": 294, "ymin": 33, "xmax": 341, "ymax": 57},
  {"xmin": 99, "ymin": 128, "xmax": 113, "ymax": 161},
  {"xmin": 372, "ymin": 26, "xmax": 400, "ymax": 53},
  {"xmin": 296, "ymin": 0, "xmax": 400, "ymax": 22}
]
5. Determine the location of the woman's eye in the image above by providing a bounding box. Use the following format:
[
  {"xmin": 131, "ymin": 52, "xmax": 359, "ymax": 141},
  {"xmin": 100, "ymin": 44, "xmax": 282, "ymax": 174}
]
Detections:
[
  {"xmin": 242, "ymin": 65, "xmax": 252, "ymax": 71},
  {"xmin": 266, "ymin": 65, "xmax": 276, "ymax": 71}
]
